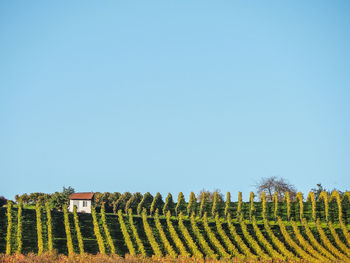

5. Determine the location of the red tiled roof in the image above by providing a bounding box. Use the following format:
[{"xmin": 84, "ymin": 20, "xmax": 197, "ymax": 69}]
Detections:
[{"xmin": 70, "ymin": 192, "xmax": 94, "ymax": 200}]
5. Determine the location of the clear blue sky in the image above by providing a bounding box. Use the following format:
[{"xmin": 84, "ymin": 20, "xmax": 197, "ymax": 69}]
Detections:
[{"xmin": 1, "ymin": 1, "xmax": 350, "ymax": 200}]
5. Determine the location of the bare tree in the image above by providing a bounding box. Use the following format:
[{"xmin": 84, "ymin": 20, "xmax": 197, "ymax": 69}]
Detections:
[
  {"xmin": 197, "ymin": 189, "xmax": 224, "ymax": 202},
  {"xmin": 255, "ymin": 176, "xmax": 297, "ymax": 201}
]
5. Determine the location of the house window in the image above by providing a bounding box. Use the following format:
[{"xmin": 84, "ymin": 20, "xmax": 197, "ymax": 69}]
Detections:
[{"xmin": 83, "ymin": 201, "xmax": 88, "ymax": 207}]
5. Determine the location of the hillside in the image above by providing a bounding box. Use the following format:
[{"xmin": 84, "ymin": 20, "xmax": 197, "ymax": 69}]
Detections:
[{"xmin": 1, "ymin": 193, "xmax": 350, "ymax": 261}]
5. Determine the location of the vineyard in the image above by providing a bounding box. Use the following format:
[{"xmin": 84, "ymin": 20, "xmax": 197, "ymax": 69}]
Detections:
[{"xmin": 1, "ymin": 190, "xmax": 350, "ymax": 262}]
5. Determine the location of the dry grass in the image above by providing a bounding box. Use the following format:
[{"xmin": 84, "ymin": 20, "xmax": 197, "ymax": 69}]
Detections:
[{"xmin": 0, "ymin": 253, "xmax": 313, "ymax": 263}]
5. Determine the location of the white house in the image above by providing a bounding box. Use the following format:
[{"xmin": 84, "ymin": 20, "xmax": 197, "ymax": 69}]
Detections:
[{"xmin": 68, "ymin": 192, "xmax": 94, "ymax": 213}]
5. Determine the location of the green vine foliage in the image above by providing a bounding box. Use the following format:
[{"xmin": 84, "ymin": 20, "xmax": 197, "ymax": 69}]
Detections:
[
  {"xmin": 162, "ymin": 193, "xmax": 175, "ymax": 216},
  {"xmin": 202, "ymin": 213, "xmax": 230, "ymax": 259},
  {"xmin": 190, "ymin": 213, "xmax": 218, "ymax": 259},
  {"xmin": 240, "ymin": 220, "xmax": 269, "ymax": 259},
  {"xmin": 296, "ymin": 192, "xmax": 303, "ymax": 222},
  {"xmin": 199, "ymin": 193, "xmax": 208, "ymax": 218},
  {"xmin": 128, "ymin": 209, "xmax": 146, "ymax": 256},
  {"xmin": 178, "ymin": 212, "xmax": 203, "ymax": 258},
  {"xmin": 330, "ymin": 190, "xmax": 342, "ymax": 223},
  {"xmin": 154, "ymin": 210, "xmax": 177, "ymax": 258},
  {"xmin": 150, "ymin": 193, "xmax": 164, "ymax": 216},
  {"xmin": 284, "ymin": 192, "xmax": 291, "ymax": 221},
  {"xmin": 101, "ymin": 204, "xmax": 116, "ymax": 254},
  {"xmin": 224, "ymin": 192, "xmax": 231, "ymax": 218},
  {"xmin": 236, "ymin": 192, "xmax": 242, "ymax": 221},
  {"xmin": 226, "ymin": 214, "xmax": 257, "ymax": 259},
  {"xmin": 175, "ymin": 192, "xmax": 186, "ymax": 216},
  {"xmin": 63, "ymin": 205, "xmax": 74, "ymax": 255},
  {"xmin": 307, "ymin": 191, "xmax": 316, "ymax": 222},
  {"xmin": 142, "ymin": 209, "xmax": 162, "ymax": 256},
  {"xmin": 6, "ymin": 201, "xmax": 12, "ymax": 255},
  {"xmin": 166, "ymin": 211, "xmax": 190, "ymax": 257},
  {"xmin": 272, "ymin": 192, "xmax": 278, "ymax": 221},
  {"xmin": 137, "ymin": 192, "xmax": 153, "ymax": 216},
  {"xmin": 45, "ymin": 202, "xmax": 53, "ymax": 252},
  {"xmin": 260, "ymin": 192, "xmax": 266, "ymax": 220},
  {"xmin": 16, "ymin": 201, "xmax": 23, "ymax": 254},
  {"xmin": 36, "ymin": 202, "xmax": 44, "ymax": 255},
  {"xmin": 251, "ymin": 217, "xmax": 284, "ymax": 259},
  {"xmin": 214, "ymin": 215, "xmax": 243, "ymax": 258},
  {"xmin": 118, "ymin": 210, "xmax": 136, "ymax": 256},
  {"xmin": 249, "ymin": 192, "xmax": 255, "ymax": 222},
  {"xmin": 91, "ymin": 206, "xmax": 106, "ymax": 254},
  {"xmin": 318, "ymin": 191, "xmax": 329, "ymax": 222},
  {"xmin": 73, "ymin": 206, "xmax": 84, "ymax": 254},
  {"xmin": 187, "ymin": 192, "xmax": 197, "ymax": 216},
  {"xmin": 211, "ymin": 192, "xmax": 221, "ymax": 218}
]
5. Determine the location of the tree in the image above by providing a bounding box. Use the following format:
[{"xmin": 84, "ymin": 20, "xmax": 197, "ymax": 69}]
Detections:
[
  {"xmin": 197, "ymin": 189, "xmax": 223, "ymax": 202},
  {"xmin": 255, "ymin": 176, "xmax": 297, "ymax": 201}
]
